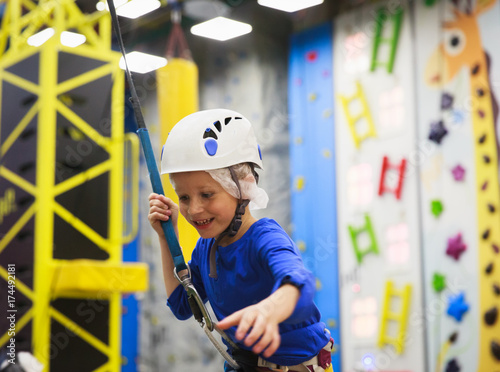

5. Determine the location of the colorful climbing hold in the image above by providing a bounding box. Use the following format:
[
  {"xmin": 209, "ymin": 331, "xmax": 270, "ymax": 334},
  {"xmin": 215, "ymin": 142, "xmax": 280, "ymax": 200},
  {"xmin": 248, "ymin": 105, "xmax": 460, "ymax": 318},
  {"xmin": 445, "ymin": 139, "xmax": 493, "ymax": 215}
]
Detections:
[
  {"xmin": 322, "ymin": 108, "xmax": 333, "ymax": 118},
  {"xmin": 306, "ymin": 50, "xmax": 318, "ymax": 62},
  {"xmin": 322, "ymin": 149, "xmax": 332, "ymax": 158},
  {"xmin": 428, "ymin": 120, "xmax": 448, "ymax": 144},
  {"xmin": 447, "ymin": 292, "xmax": 469, "ymax": 322},
  {"xmin": 445, "ymin": 358, "xmax": 461, "ymax": 372},
  {"xmin": 431, "ymin": 200, "xmax": 444, "ymax": 217},
  {"xmin": 441, "ymin": 92, "xmax": 454, "ymax": 109},
  {"xmin": 297, "ymin": 240, "xmax": 306, "ymax": 252},
  {"xmin": 432, "ymin": 272, "xmax": 446, "ymax": 292},
  {"xmin": 446, "ymin": 233, "xmax": 467, "ymax": 261},
  {"xmin": 451, "ymin": 164, "xmax": 465, "ymax": 181},
  {"xmin": 295, "ymin": 176, "xmax": 305, "ymax": 191}
]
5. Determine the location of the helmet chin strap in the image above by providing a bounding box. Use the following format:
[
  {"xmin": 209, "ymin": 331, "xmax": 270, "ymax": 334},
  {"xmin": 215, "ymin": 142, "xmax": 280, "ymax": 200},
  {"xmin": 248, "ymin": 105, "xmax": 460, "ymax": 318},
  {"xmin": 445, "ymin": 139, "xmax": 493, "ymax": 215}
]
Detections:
[{"xmin": 209, "ymin": 167, "xmax": 250, "ymax": 279}]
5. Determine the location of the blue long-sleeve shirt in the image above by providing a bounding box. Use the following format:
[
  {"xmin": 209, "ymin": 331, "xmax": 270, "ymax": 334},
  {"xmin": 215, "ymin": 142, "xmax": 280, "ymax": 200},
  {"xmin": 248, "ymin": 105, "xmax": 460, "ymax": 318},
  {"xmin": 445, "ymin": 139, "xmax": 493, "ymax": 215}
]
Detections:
[{"xmin": 167, "ymin": 218, "xmax": 330, "ymax": 366}]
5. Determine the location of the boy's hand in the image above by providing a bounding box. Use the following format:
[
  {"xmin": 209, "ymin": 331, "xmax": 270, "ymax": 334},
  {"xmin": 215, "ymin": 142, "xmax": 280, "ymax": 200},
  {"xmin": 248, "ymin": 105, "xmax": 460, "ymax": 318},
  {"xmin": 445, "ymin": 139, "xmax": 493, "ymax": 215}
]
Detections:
[
  {"xmin": 217, "ymin": 298, "xmax": 281, "ymax": 358},
  {"xmin": 148, "ymin": 193, "xmax": 179, "ymax": 236},
  {"xmin": 217, "ymin": 284, "xmax": 300, "ymax": 358}
]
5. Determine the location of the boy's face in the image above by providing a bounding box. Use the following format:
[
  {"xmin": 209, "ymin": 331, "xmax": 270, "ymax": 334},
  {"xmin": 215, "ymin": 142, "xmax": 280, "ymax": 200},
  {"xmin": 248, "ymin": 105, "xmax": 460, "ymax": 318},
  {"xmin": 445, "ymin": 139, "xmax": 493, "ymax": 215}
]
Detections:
[{"xmin": 171, "ymin": 171, "xmax": 238, "ymax": 239}]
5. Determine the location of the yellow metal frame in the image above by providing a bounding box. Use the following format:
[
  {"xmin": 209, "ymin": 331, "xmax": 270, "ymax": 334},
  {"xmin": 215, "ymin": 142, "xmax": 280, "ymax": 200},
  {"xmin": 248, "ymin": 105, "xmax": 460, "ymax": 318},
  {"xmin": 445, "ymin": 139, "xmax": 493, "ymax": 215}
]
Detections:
[
  {"xmin": 0, "ymin": 1, "xmax": 147, "ymax": 371},
  {"xmin": 338, "ymin": 81, "xmax": 377, "ymax": 148}
]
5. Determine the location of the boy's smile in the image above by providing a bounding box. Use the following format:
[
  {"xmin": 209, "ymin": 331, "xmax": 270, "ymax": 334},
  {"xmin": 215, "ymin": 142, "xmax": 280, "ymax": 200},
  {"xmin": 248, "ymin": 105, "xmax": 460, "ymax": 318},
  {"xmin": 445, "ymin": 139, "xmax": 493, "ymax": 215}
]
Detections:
[{"xmin": 171, "ymin": 171, "xmax": 239, "ymax": 240}]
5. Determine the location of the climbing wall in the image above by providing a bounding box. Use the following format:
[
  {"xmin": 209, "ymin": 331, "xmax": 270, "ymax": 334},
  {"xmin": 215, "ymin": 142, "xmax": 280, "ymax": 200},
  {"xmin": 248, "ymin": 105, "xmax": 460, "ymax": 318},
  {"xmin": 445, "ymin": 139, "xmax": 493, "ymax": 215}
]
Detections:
[
  {"xmin": 415, "ymin": 0, "xmax": 500, "ymax": 370},
  {"xmin": 288, "ymin": 22, "xmax": 341, "ymax": 372},
  {"xmin": 332, "ymin": 1, "xmax": 426, "ymax": 370}
]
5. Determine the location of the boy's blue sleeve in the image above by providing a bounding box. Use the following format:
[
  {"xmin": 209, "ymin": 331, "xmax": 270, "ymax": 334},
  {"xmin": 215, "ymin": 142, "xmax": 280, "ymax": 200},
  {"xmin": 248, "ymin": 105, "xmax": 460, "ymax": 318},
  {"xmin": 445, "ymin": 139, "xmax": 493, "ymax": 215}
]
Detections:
[
  {"xmin": 261, "ymin": 232, "xmax": 316, "ymax": 324},
  {"xmin": 166, "ymin": 248, "xmax": 208, "ymax": 320}
]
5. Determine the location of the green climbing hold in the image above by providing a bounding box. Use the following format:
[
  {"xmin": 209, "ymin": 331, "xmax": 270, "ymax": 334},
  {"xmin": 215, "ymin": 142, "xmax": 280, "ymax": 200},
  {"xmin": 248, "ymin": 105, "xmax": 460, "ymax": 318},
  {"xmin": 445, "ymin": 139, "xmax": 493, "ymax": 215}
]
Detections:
[
  {"xmin": 431, "ymin": 200, "xmax": 444, "ymax": 217},
  {"xmin": 432, "ymin": 272, "xmax": 446, "ymax": 292}
]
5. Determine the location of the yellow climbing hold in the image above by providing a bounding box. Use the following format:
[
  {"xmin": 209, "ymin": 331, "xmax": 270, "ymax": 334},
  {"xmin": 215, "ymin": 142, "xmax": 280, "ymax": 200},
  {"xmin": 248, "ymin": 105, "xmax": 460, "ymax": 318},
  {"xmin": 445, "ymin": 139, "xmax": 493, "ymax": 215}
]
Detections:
[
  {"xmin": 323, "ymin": 108, "xmax": 333, "ymax": 118},
  {"xmin": 316, "ymin": 278, "xmax": 322, "ymax": 291},
  {"xmin": 328, "ymin": 319, "xmax": 337, "ymax": 328},
  {"xmin": 295, "ymin": 137, "xmax": 303, "ymax": 145},
  {"xmin": 297, "ymin": 240, "xmax": 306, "ymax": 252},
  {"xmin": 309, "ymin": 92, "xmax": 317, "ymax": 101},
  {"xmin": 322, "ymin": 149, "xmax": 332, "ymax": 158},
  {"xmin": 295, "ymin": 176, "xmax": 305, "ymax": 191}
]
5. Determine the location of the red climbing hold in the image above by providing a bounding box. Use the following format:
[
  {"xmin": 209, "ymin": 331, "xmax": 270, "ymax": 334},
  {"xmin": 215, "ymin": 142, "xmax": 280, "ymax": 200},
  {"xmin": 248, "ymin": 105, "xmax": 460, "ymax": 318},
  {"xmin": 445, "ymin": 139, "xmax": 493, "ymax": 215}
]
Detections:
[{"xmin": 306, "ymin": 50, "xmax": 318, "ymax": 62}]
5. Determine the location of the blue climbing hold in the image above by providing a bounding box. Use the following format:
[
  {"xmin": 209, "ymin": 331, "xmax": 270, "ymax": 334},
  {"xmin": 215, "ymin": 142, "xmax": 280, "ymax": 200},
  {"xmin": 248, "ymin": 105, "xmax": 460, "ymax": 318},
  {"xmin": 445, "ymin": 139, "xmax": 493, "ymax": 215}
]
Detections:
[
  {"xmin": 447, "ymin": 292, "xmax": 469, "ymax": 322},
  {"xmin": 205, "ymin": 138, "xmax": 218, "ymax": 156}
]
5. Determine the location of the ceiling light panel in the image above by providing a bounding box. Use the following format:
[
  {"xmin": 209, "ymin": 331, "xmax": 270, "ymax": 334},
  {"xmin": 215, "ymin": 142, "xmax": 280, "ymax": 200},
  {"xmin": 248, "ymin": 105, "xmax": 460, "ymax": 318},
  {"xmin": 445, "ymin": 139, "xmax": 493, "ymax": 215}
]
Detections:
[
  {"xmin": 119, "ymin": 51, "xmax": 167, "ymax": 74},
  {"xmin": 257, "ymin": 0, "xmax": 324, "ymax": 12},
  {"xmin": 116, "ymin": 0, "xmax": 161, "ymax": 19},
  {"xmin": 190, "ymin": 17, "xmax": 252, "ymax": 41}
]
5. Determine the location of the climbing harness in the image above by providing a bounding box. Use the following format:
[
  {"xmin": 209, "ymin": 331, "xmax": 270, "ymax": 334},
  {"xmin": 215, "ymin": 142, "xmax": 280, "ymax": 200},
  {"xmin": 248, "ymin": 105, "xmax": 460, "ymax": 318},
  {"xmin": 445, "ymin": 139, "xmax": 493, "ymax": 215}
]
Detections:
[{"xmin": 105, "ymin": 1, "xmax": 240, "ymax": 369}]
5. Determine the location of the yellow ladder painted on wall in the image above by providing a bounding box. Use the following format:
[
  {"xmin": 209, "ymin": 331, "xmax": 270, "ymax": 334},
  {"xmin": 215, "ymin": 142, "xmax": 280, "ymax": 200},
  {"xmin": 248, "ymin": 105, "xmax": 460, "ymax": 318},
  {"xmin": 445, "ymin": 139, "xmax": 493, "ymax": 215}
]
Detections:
[
  {"xmin": 378, "ymin": 280, "xmax": 412, "ymax": 354},
  {"xmin": 338, "ymin": 81, "xmax": 377, "ymax": 148}
]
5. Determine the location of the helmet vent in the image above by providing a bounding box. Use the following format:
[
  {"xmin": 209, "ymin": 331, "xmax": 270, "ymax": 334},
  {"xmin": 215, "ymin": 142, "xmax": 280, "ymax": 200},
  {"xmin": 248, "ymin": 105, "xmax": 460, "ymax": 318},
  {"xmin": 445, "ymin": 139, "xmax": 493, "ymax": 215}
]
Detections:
[
  {"xmin": 225, "ymin": 117, "xmax": 232, "ymax": 125},
  {"xmin": 203, "ymin": 128, "xmax": 218, "ymax": 140},
  {"xmin": 214, "ymin": 120, "xmax": 222, "ymax": 132},
  {"xmin": 235, "ymin": 117, "xmax": 242, "ymax": 120}
]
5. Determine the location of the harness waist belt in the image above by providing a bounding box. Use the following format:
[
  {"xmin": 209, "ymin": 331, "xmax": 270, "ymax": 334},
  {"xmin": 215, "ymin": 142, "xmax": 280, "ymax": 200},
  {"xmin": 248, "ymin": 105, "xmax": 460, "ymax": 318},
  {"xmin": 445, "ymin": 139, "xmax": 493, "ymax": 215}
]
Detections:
[{"xmin": 232, "ymin": 348, "xmax": 316, "ymax": 372}]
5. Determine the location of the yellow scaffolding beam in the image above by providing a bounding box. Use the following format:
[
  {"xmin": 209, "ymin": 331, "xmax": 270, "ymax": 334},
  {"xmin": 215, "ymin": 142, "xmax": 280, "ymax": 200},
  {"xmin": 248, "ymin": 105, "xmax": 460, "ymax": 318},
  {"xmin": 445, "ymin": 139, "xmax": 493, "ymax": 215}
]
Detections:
[{"xmin": 0, "ymin": 1, "xmax": 148, "ymax": 371}]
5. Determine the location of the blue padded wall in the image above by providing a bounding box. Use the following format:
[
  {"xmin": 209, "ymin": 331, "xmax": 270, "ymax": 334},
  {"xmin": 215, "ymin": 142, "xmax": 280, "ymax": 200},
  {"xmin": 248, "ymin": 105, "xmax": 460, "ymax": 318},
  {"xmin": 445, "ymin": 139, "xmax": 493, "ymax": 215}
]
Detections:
[{"xmin": 288, "ymin": 22, "xmax": 340, "ymax": 371}]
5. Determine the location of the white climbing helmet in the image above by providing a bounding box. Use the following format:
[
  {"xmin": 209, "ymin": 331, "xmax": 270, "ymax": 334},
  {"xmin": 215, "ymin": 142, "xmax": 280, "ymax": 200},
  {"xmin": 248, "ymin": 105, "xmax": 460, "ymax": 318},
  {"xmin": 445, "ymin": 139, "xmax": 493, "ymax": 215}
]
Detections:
[{"xmin": 160, "ymin": 108, "xmax": 263, "ymax": 174}]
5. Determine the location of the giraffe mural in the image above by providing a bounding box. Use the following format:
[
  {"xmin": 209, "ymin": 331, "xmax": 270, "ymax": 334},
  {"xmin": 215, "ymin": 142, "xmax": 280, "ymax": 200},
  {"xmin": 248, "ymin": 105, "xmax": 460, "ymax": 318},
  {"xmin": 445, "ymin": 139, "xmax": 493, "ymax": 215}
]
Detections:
[{"xmin": 424, "ymin": 0, "xmax": 500, "ymax": 369}]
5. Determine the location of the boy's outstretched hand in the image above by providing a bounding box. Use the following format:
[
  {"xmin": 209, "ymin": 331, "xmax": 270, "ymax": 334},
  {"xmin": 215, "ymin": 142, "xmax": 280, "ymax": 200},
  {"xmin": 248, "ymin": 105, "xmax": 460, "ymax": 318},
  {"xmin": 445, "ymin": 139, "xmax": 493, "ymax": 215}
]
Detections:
[{"xmin": 217, "ymin": 284, "xmax": 300, "ymax": 358}]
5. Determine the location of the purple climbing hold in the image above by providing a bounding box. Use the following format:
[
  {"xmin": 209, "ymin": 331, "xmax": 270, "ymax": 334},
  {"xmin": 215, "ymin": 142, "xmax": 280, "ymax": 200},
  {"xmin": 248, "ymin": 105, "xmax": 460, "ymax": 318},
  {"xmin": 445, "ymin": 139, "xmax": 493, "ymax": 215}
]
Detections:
[
  {"xmin": 441, "ymin": 92, "xmax": 454, "ymax": 109},
  {"xmin": 446, "ymin": 233, "xmax": 467, "ymax": 260},
  {"xmin": 429, "ymin": 120, "xmax": 448, "ymax": 144},
  {"xmin": 451, "ymin": 165, "xmax": 465, "ymax": 181}
]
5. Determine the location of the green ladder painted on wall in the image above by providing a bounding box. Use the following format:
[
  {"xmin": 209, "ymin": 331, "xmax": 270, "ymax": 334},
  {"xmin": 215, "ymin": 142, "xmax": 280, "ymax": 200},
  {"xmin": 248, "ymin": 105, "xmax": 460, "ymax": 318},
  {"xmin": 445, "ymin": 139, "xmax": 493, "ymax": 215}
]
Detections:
[
  {"xmin": 370, "ymin": 7, "xmax": 403, "ymax": 73},
  {"xmin": 348, "ymin": 214, "xmax": 379, "ymax": 264}
]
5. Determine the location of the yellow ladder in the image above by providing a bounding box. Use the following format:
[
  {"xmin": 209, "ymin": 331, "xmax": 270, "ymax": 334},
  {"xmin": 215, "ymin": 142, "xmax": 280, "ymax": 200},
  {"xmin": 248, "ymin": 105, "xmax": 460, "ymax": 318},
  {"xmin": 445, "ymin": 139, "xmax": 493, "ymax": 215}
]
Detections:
[
  {"xmin": 338, "ymin": 81, "xmax": 377, "ymax": 148},
  {"xmin": 378, "ymin": 280, "xmax": 412, "ymax": 354}
]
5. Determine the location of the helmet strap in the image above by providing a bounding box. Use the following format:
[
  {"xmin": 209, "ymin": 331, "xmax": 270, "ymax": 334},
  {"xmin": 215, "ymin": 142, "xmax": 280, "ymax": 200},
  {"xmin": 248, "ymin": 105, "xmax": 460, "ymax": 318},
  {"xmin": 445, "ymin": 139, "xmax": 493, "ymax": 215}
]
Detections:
[{"xmin": 208, "ymin": 166, "xmax": 250, "ymax": 279}]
